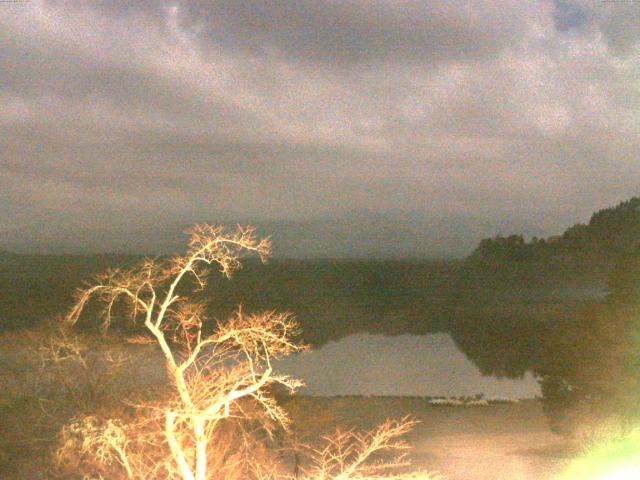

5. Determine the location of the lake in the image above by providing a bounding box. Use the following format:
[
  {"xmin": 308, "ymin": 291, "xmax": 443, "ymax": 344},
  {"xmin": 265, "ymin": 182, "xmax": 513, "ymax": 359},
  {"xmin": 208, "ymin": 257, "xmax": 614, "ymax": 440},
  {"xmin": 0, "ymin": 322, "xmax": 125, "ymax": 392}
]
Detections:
[{"xmin": 276, "ymin": 332, "xmax": 540, "ymax": 398}]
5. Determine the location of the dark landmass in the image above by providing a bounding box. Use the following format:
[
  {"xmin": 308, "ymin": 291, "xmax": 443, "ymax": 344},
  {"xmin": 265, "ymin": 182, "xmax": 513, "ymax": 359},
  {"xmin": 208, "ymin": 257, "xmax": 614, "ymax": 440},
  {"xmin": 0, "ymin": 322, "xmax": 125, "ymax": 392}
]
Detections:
[{"xmin": 449, "ymin": 197, "xmax": 639, "ymax": 377}]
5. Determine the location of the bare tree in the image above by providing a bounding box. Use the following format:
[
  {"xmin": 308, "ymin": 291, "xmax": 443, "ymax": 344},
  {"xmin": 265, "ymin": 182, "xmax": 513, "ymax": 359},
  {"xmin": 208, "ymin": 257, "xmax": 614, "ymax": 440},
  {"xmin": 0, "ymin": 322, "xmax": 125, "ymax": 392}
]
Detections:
[
  {"xmin": 303, "ymin": 417, "xmax": 440, "ymax": 480},
  {"xmin": 57, "ymin": 224, "xmax": 439, "ymax": 479},
  {"xmin": 249, "ymin": 417, "xmax": 441, "ymax": 480},
  {"xmin": 62, "ymin": 225, "xmax": 304, "ymax": 479}
]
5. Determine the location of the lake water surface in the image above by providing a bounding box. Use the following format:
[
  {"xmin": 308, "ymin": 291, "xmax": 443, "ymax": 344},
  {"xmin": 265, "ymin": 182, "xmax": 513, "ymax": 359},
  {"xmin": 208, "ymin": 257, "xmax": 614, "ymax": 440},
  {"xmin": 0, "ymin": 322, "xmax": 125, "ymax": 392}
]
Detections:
[{"xmin": 277, "ymin": 333, "xmax": 540, "ymax": 398}]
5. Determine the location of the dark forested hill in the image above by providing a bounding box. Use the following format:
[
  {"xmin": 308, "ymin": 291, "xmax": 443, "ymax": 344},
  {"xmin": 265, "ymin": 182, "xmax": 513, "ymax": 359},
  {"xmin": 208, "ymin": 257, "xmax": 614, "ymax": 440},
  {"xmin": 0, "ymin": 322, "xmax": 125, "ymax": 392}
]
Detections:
[
  {"xmin": 467, "ymin": 197, "xmax": 640, "ymax": 276},
  {"xmin": 447, "ymin": 197, "xmax": 640, "ymax": 378}
]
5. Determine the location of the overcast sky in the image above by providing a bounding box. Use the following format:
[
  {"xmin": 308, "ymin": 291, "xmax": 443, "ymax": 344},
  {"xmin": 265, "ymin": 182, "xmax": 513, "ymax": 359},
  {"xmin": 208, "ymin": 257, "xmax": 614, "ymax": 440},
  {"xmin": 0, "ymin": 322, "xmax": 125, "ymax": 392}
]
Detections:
[{"xmin": 1, "ymin": 1, "xmax": 639, "ymax": 256}]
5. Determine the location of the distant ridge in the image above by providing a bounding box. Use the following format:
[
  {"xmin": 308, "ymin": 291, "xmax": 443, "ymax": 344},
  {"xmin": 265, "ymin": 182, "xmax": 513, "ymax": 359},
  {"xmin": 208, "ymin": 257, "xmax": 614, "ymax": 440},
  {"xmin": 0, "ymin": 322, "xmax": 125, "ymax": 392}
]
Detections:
[
  {"xmin": 2, "ymin": 198, "xmax": 639, "ymax": 260},
  {"xmin": 0, "ymin": 211, "xmax": 538, "ymax": 259}
]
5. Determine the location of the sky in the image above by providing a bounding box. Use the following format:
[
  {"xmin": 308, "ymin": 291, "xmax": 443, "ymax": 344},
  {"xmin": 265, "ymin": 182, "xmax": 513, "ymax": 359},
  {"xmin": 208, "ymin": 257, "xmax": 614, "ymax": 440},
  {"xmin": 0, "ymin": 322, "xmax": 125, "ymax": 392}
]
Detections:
[{"xmin": 1, "ymin": 0, "xmax": 639, "ymax": 257}]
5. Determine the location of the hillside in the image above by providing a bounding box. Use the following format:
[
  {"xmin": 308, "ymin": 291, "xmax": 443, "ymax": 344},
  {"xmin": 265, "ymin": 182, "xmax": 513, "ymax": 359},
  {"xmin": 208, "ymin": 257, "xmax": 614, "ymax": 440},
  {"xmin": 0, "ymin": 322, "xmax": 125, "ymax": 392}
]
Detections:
[
  {"xmin": 446, "ymin": 197, "xmax": 640, "ymax": 378},
  {"xmin": 467, "ymin": 197, "xmax": 640, "ymax": 276}
]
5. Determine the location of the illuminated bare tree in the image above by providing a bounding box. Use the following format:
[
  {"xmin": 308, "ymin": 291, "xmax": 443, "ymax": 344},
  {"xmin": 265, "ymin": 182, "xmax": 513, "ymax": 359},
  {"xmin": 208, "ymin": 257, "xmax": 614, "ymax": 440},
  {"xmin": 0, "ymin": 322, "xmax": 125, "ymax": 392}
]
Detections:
[
  {"xmin": 59, "ymin": 224, "xmax": 440, "ymax": 480},
  {"xmin": 65, "ymin": 225, "xmax": 304, "ymax": 480}
]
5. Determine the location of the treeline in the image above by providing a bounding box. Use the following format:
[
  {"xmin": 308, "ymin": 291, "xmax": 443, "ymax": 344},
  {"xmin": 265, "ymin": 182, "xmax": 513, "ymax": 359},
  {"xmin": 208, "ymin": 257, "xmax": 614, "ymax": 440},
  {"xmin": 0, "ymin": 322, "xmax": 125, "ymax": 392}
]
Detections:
[
  {"xmin": 469, "ymin": 197, "xmax": 640, "ymax": 274},
  {"xmin": 446, "ymin": 197, "xmax": 640, "ymax": 379}
]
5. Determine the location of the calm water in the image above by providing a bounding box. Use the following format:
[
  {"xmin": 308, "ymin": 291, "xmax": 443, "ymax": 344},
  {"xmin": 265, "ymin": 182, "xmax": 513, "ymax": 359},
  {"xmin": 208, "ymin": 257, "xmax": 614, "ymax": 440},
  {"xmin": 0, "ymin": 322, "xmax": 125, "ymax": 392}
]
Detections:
[{"xmin": 276, "ymin": 333, "xmax": 540, "ymax": 398}]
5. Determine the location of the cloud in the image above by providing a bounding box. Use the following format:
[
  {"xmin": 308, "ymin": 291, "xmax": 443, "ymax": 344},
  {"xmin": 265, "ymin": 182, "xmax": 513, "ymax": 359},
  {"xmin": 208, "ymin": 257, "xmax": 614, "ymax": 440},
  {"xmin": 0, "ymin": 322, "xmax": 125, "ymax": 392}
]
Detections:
[
  {"xmin": 554, "ymin": 0, "xmax": 592, "ymax": 31},
  {"xmin": 172, "ymin": 0, "xmax": 533, "ymax": 65},
  {"xmin": 1, "ymin": 0, "xmax": 639, "ymax": 255}
]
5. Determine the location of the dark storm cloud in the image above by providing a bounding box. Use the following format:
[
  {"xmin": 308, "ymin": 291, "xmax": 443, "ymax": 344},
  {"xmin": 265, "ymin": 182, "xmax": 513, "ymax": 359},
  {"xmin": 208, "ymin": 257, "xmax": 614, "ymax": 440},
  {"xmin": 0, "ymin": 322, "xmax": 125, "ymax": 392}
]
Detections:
[
  {"xmin": 1, "ymin": 0, "xmax": 639, "ymax": 255},
  {"xmin": 173, "ymin": 0, "xmax": 529, "ymax": 65},
  {"xmin": 553, "ymin": 0, "xmax": 591, "ymax": 31}
]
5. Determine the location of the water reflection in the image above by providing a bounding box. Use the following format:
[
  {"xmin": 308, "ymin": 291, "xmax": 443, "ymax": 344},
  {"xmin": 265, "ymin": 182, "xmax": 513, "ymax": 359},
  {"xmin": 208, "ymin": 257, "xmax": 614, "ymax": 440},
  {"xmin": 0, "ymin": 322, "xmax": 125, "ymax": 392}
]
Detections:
[{"xmin": 276, "ymin": 333, "xmax": 540, "ymax": 398}]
